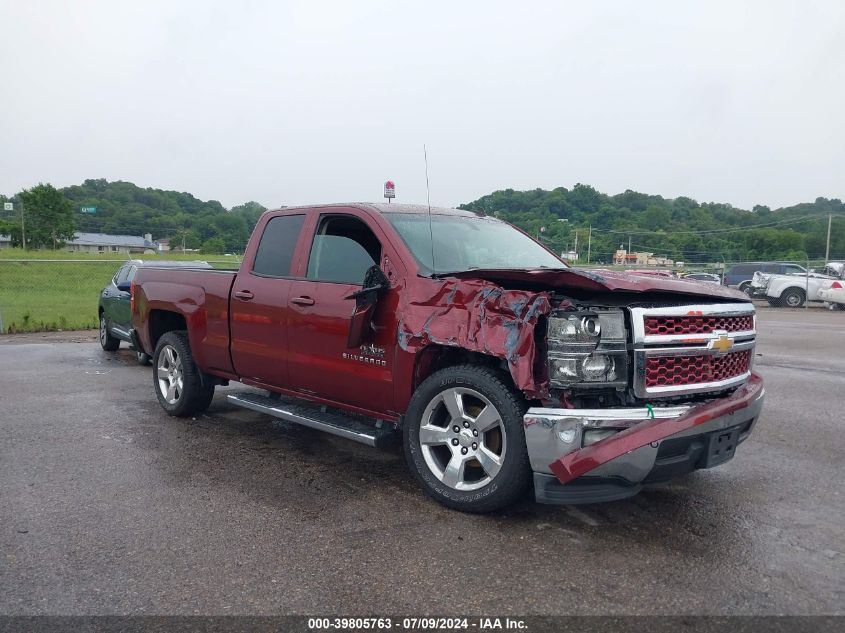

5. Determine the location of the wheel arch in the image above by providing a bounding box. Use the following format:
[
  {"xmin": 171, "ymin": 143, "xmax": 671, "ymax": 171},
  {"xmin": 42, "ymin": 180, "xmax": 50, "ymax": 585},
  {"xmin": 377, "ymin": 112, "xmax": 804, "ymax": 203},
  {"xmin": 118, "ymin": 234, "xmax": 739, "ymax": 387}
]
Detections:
[
  {"xmin": 148, "ymin": 309, "xmax": 188, "ymax": 350},
  {"xmin": 779, "ymin": 285, "xmax": 806, "ymax": 298},
  {"xmin": 397, "ymin": 344, "xmax": 515, "ymax": 417}
]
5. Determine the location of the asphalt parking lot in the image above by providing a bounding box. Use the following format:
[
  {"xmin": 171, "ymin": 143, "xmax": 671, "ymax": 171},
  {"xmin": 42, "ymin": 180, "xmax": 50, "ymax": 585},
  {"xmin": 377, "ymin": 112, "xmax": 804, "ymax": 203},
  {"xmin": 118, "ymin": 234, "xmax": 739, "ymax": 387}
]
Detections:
[{"xmin": 0, "ymin": 306, "xmax": 843, "ymax": 616}]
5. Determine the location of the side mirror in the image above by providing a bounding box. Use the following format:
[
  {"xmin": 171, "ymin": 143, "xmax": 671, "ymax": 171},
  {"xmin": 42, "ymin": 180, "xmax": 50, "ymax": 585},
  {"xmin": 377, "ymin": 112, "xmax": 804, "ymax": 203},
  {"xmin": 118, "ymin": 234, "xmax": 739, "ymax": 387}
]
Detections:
[
  {"xmin": 346, "ymin": 265, "xmax": 390, "ymax": 348},
  {"xmin": 116, "ymin": 281, "xmax": 131, "ymax": 292}
]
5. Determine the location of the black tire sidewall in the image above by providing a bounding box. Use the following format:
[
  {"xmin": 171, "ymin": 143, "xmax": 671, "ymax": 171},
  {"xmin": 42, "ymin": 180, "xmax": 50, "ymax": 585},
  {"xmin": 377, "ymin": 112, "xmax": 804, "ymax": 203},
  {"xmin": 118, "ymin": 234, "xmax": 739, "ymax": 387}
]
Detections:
[
  {"xmin": 783, "ymin": 289, "xmax": 805, "ymax": 307},
  {"xmin": 404, "ymin": 365, "xmax": 530, "ymax": 512},
  {"xmin": 152, "ymin": 331, "xmax": 213, "ymax": 417},
  {"xmin": 99, "ymin": 313, "xmax": 120, "ymax": 351}
]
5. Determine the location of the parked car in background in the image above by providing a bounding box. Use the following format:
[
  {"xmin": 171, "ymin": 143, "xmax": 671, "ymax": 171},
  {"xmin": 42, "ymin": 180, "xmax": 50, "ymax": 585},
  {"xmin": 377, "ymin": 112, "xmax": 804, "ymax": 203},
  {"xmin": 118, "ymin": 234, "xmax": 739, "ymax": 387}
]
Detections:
[
  {"xmin": 748, "ymin": 262, "xmax": 844, "ymax": 308},
  {"xmin": 99, "ymin": 260, "xmax": 213, "ymax": 363},
  {"xmin": 625, "ymin": 269, "xmax": 677, "ymax": 278},
  {"xmin": 818, "ymin": 280, "xmax": 845, "ymax": 310},
  {"xmin": 682, "ymin": 272, "xmax": 721, "ymax": 284},
  {"xmin": 723, "ymin": 262, "xmax": 807, "ymax": 294}
]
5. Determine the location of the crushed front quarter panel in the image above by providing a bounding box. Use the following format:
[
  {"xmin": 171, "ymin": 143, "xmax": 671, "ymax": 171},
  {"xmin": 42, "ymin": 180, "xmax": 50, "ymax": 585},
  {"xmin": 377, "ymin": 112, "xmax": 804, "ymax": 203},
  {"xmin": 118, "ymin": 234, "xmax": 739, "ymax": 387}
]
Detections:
[{"xmin": 397, "ymin": 278, "xmax": 552, "ymax": 398}]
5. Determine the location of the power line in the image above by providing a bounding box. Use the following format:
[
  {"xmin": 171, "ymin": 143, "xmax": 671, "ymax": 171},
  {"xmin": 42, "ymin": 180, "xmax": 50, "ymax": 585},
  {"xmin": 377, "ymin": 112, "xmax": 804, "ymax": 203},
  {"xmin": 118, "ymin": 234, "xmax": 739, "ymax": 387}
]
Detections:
[{"xmin": 591, "ymin": 213, "xmax": 840, "ymax": 236}]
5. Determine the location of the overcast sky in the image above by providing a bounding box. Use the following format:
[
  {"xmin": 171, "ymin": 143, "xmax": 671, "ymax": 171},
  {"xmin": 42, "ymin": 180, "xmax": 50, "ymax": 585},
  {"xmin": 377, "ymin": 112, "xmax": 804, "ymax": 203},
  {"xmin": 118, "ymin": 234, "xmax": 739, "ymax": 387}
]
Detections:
[{"xmin": 1, "ymin": 0, "xmax": 843, "ymax": 210}]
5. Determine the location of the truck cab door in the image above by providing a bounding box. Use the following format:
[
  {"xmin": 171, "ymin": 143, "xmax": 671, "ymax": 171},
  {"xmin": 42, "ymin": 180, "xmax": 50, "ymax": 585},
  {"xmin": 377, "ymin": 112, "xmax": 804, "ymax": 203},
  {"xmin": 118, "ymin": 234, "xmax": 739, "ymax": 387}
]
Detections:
[
  {"xmin": 229, "ymin": 213, "xmax": 307, "ymax": 387},
  {"xmin": 285, "ymin": 212, "xmax": 398, "ymax": 415}
]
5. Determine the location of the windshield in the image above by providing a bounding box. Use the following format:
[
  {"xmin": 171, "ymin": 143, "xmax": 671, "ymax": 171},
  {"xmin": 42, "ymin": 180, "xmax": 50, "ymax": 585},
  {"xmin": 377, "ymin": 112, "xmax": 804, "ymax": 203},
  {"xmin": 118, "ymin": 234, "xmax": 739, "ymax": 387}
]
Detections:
[{"xmin": 386, "ymin": 213, "xmax": 566, "ymax": 274}]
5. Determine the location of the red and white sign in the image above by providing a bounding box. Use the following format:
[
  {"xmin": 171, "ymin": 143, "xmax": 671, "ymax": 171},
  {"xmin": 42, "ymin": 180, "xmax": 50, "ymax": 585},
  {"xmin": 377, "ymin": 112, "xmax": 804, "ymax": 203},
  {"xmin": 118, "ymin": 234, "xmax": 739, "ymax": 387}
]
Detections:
[{"xmin": 384, "ymin": 180, "xmax": 395, "ymax": 199}]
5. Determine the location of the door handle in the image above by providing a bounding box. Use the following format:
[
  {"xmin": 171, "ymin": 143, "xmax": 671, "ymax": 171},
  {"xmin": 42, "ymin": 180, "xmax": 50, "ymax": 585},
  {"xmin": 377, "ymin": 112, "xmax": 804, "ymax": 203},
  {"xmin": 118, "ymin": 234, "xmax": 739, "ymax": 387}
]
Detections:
[
  {"xmin": 290, "ymin": 296, "xmax": 315, "ymax": 306},
  {"xmin": 234, "ymin": 290, "xmax": 254, "ymax": 301}
]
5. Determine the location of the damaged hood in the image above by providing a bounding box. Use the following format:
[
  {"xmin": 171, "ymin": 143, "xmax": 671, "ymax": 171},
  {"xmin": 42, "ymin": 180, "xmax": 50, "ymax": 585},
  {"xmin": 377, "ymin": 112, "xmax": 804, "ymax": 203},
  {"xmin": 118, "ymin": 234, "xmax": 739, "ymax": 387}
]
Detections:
[{"xmin": 441, "ymin": 267, "xmax": 748, "ymax": 301}]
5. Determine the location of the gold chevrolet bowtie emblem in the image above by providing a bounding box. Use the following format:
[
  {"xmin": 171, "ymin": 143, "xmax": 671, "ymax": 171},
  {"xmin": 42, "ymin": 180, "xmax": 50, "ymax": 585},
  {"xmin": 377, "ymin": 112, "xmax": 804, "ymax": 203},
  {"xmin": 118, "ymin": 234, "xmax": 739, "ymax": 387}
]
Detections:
[{"xmin": 710, "ymin": 334, "xmax": 734, "ymax": 353}]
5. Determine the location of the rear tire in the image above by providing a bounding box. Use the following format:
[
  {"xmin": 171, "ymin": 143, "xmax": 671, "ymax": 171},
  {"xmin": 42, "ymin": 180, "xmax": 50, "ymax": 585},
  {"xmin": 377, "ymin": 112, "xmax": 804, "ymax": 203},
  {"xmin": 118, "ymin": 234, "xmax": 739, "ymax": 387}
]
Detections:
[
  {"xmin": 780, "ymin": 288, "xmax": 806, "ymax": 308},
  {"xmin": 99, "ymin": 313, "xmax": 120, "ymax": 351},
  {"xmin": 403, "ymin": 365, "xmax": 531, "ymax": 513},
  {"xmin": 739, "ymin": 281, "xmax": 752, "ymax": 296},
  {"xmin": 153, "ymin": 331, "xmax": 215, "ymax": 417}
]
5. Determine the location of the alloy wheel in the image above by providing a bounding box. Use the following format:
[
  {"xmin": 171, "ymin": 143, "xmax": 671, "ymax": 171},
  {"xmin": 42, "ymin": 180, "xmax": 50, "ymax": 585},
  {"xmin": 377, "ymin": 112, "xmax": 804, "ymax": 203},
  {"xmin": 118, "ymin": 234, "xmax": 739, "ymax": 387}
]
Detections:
[
  {"xmin": 418, "ymin": 387, "xmax": 507, "ymax": 491},
  {"xmin": 157, "ymin": 345, "xmax": 184, "ymax": 404}
]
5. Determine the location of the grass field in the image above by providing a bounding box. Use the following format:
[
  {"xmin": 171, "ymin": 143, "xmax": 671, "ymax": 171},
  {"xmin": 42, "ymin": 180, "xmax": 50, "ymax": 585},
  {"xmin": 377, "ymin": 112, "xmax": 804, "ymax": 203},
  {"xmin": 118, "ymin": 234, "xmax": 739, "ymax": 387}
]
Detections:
[{"xmin": 0, "ymin": 249, "xmax": 240, "ymax": 333}]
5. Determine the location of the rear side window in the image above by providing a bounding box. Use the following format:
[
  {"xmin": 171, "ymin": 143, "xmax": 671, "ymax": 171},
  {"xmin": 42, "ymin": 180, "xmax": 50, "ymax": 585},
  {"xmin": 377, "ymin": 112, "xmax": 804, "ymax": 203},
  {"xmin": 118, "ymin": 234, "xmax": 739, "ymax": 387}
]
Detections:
[
  {"xmin": 252, "ymin": 214, "xmax": 305, "ymax": 277},
  {"xmin": 113, "ymin": 266, "xmax": 126, "ymax": 285},
  {"xmin": 730, "ymin": 264, "xmax": 755, "ymax": 276},
  {"xmin": 115, "ymin": 266, "xmax": 131, "ymax": 284},
  {"xmin": 307, "ymin": 216, "xmax": 381, "ymax": 284}
]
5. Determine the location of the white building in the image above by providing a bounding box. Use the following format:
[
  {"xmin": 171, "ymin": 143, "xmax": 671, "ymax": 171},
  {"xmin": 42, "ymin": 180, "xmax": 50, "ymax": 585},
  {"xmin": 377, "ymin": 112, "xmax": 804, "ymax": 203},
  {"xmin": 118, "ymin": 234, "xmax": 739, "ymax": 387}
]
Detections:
[{"xmin": 66, "ymin": 232, "xmax": 159, "ymax": 254}]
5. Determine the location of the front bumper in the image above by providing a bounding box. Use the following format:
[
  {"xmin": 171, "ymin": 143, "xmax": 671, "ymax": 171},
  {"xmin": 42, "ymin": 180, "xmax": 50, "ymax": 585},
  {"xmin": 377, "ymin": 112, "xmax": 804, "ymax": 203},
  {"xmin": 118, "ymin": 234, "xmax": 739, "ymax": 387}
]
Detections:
[
  {"xmin": 747, "ymin": 285, "xmax": 769, "ymax": 298},
  {"xmin": 523, "ymin": 373, "xmax": 764, "ymax": 504}
]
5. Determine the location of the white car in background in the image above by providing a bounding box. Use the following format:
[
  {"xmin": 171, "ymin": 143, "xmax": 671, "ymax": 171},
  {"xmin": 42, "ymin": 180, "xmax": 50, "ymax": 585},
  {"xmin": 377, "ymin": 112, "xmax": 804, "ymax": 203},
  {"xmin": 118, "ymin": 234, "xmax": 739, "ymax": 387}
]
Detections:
[
  {"xmin": 818, "ymin": 279, "xmax": 845, "ymax": 310},
  {"xmin": 749, "ymin": 262, "xmax": 845, "ymax": 308}
]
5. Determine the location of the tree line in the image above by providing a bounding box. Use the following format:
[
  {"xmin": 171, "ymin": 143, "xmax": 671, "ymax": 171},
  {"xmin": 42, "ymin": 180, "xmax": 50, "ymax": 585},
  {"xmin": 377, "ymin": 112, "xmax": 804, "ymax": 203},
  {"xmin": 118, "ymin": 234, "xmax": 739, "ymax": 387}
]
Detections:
[
  {"xmin": 1, "ymin": 179, "xmax": 842, "ymax": 261},
  {"xmin": 460, "ymin": 184, "xmax": 843, "ymax": 263},
  {"xmin": 0, "ymin": 180, "xmax": 267, "ymax": 253}
]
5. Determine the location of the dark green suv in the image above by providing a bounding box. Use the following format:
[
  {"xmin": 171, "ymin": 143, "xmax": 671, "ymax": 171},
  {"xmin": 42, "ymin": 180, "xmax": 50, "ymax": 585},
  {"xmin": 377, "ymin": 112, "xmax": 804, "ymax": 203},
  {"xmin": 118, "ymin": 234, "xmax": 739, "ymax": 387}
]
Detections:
[{"xmin": 98, "ymin": 260, "xmax": 212, "ymax": 364}]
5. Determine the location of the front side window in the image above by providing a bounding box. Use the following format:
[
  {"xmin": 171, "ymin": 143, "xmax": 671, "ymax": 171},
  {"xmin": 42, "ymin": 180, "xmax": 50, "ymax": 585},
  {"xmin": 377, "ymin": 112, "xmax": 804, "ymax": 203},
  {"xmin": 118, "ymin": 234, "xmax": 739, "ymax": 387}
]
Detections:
[
  {"xmin": 307, "ymin": 216, "xmax": 381, "ymax": 284},
  {"xmin": 252, "ymin": 214, "xmax": 305, "ymax": 277},
  {"xmin": 387, "ymin": 213, "xmax": 565, "ymax": 274}
]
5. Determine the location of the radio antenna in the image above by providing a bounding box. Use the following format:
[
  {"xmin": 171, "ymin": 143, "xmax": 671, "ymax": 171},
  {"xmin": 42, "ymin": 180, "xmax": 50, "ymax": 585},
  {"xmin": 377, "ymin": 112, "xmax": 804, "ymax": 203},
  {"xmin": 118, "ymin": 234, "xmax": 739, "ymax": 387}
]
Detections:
[{"xmin": 424, "ymin": 144, "xmax": 435, "ymax": 272}]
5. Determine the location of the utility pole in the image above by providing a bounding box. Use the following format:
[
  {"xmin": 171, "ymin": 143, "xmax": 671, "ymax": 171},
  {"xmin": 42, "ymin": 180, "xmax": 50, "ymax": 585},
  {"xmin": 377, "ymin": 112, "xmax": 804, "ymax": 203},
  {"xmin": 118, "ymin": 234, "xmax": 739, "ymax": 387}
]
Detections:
[
  {"xmin": 587, "ymin": 225, "xmax": 592, "ymax": 264},
  {"xmin": 824, "ymin": 213, "xmax": 832, "ymax": 265},
  {"xmin": 573, "ymin": 230, "xmax": 578, "ymax": 262},
  {"xmin": 628, "ymin": 234, "xmax": 632, "ymax": 255}
]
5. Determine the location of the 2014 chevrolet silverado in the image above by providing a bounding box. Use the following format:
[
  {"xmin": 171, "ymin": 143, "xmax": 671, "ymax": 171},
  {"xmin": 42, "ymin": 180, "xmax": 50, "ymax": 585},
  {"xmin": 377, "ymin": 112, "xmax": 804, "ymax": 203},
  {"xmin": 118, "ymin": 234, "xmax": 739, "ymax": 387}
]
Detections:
[{"xmin": 130, "ymin": 203, "xmax": 764, "ymax": 512}]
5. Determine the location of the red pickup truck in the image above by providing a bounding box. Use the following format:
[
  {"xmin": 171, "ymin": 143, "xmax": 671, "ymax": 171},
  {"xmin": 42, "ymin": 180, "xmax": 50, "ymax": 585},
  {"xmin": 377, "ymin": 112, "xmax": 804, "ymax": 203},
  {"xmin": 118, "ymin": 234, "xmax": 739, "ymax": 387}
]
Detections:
[{"xmin": 131, "ymin": 203, "xmax": 764, "ymax": 512}]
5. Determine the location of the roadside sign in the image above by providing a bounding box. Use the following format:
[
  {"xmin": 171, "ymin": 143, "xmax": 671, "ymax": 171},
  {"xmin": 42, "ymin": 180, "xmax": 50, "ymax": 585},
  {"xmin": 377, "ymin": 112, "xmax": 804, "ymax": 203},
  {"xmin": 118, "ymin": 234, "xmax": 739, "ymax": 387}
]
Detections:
[
  {"xmin": 80, "ymin": 206, "xmax": 97, "ymax": 214},
  {"xmin": 3, "ymin": 202, "xmax": 12, "ymax": 211},
  {"xmin": 384, "ymin": 180, "xmax": 395, "ymax": 200}
]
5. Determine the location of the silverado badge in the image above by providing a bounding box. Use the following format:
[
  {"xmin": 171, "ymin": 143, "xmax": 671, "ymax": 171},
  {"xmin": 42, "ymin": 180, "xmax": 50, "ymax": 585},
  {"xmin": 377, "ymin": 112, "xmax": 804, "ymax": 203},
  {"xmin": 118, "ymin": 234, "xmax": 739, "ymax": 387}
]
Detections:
[{"xmin": 342, "ymin": 344, "xmax": 387, "ymax": 367}]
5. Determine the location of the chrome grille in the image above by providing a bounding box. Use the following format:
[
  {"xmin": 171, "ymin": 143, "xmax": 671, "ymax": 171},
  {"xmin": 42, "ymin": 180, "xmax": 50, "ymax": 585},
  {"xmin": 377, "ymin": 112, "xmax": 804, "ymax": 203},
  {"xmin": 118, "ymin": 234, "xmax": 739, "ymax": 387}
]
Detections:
[{"xmin": 631, "ymin": 303, "xmax": 756, "ymax": 398}]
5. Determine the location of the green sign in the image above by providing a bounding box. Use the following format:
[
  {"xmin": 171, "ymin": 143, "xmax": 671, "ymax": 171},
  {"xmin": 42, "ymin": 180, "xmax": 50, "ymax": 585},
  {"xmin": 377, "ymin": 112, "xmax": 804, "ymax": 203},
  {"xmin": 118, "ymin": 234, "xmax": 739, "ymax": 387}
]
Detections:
[{"xmin": 80, "ymin": 206, "xmax": 97, "ymax": 214}]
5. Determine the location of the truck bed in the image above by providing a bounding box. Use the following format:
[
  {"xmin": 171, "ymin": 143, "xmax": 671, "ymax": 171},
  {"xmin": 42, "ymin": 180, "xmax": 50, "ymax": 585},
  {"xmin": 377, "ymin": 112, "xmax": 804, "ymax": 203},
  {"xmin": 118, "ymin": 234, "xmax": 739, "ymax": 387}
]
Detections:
[{"xmin": 132, "ymin": 267, "xmax": 238, "ymax": 376}]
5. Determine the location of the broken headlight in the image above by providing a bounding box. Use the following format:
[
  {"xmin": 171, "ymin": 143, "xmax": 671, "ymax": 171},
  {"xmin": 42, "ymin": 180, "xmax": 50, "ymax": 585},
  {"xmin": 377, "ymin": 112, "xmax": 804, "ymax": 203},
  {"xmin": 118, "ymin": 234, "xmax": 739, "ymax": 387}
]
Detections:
[{"xmin": 547, "ymin": 309, "xmax": 628, "ymax": 388}]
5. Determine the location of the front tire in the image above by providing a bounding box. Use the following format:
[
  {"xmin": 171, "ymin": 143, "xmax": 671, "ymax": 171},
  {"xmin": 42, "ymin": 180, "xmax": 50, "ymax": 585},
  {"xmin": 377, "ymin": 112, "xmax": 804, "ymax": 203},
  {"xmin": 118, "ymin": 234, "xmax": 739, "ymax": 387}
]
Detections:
[
  {"xmin": 153, "ymin": 331, "xmax": 214, "ymax": 417},
  {"xmin": 99, "ymin": 313, "xmax": 120, "ymax": 351},
  {"xmin": 403, "ymin": 365, "xmax": 531, "ymax": 513}
]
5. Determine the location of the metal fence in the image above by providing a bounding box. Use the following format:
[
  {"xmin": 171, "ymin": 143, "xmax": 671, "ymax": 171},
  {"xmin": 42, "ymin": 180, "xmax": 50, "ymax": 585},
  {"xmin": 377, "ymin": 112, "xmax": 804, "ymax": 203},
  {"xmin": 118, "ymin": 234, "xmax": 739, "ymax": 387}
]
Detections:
[{"xmin": 0, "ymin": 258, "xmax": 239, "ymax": 333}]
